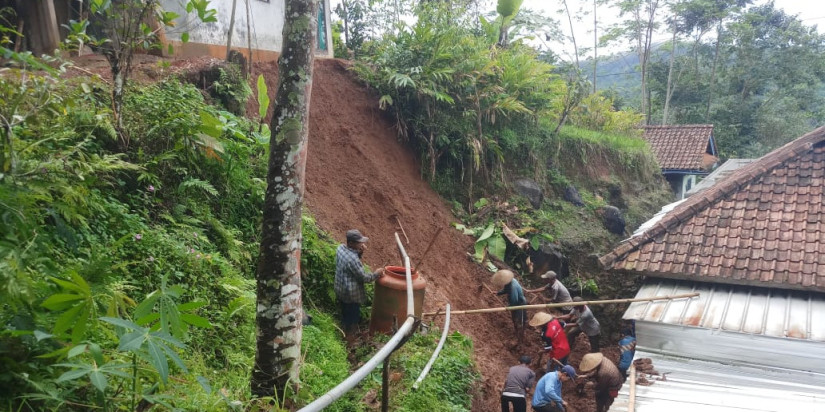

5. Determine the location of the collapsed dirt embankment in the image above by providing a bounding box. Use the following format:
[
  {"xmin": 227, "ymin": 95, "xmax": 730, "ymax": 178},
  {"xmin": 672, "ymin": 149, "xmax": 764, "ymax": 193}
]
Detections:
[
  {"xmin": 278, "ymin": 59, "xmax": 621, "ymax": 412},
  {"xmin": 69, "ymin": 53, "xmax": 624, "ymax": 411},
  {"xmin": 296, "ymin": 58, "xmax": 521, "ymax": 411}
]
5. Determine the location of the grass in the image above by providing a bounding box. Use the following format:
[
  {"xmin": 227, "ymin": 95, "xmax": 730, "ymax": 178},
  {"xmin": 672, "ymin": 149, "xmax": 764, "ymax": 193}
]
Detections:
[{"xmin": 556, "ymin": 125, "xmax": 650, "ymax": 154}]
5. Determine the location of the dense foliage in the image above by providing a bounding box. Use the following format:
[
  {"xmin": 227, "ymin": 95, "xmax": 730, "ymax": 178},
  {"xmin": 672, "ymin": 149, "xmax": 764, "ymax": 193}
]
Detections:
[
  {"xmin": 0, "ymin": 69, "xmax": 479, "ymax": 410},
  {"xmin": 351, "ymin": 2, "xmax": 653, "ymax": 208},
  {"xmin": 599, "ymin": 1, "xmax": 825, "ymax": 157},
  {"xmin": 0, "ymin": 72, "xmax": 266, "ymax": 410}
]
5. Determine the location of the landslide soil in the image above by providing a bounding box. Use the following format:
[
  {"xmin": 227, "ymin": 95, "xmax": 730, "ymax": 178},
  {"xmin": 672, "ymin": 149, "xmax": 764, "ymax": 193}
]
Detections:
[
  {"xmin": 258, "ymin": 59, "xmax": 621, "ymax": 412},
  {"xmin": 66, "ymin": 54, "xmax": 621, "ymax": 411}
]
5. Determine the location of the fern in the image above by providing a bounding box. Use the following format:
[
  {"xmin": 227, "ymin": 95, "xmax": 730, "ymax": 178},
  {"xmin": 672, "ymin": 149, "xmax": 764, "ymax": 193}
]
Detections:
[{"xmin": 177, "ymin": 178, "xmax": 218, "ymax": 197}]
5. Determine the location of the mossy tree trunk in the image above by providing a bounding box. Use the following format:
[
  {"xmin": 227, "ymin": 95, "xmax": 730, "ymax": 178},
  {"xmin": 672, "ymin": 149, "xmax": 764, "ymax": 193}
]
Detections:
[{"xmin": 251, "ymin": 0, "xmax": 318, "ymax": 399}]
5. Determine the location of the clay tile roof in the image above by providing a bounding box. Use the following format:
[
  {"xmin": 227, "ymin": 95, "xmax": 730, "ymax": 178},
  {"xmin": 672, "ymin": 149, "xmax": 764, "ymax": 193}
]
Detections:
[
  {"xmin": 644, "ymin": 124, "xmax": 717, "ymax": 171},
  {"xmin": 600, "ymin": 126, "xmax": 825, "ymax": 293}
]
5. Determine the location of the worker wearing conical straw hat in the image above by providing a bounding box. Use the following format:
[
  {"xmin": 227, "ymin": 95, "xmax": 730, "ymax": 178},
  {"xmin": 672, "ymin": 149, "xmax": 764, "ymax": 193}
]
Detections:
[
  {"xmin": 577, "ymin": 353, "xmax": 624, "ymax": 412},
  {"xmin": 528, "ymin": 312, "xmax": 570, "ymax": 374},
  {"xmin": 491, "ymin": 269, "xmax": 528, "ymax": 347}
]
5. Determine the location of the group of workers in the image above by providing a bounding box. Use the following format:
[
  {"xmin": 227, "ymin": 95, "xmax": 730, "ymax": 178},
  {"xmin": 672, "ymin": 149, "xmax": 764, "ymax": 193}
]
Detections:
[
  {"xmin": 492, "ymin": 269, "xmax": 636, "ymax": 412},
  {"xmin": 331, "ymin": 229, "xmax": 636, "ymax": 412}
]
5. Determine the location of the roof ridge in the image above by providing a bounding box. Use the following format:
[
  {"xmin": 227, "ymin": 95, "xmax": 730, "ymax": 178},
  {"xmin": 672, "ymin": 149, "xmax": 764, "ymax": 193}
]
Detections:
[
  {"xmin": 644, "ymin": 124, "xmax": 714, "ymax": 128},
  {"xmin": 600, "ymin": 126, "xmax": 825, "ymax": 269}
]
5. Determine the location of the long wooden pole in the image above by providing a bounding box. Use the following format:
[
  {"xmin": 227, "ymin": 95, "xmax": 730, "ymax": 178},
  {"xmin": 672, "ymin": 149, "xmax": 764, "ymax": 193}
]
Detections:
[{"xmin": 422, "ymin": 293, "xmax": 699, "ymax": 316}]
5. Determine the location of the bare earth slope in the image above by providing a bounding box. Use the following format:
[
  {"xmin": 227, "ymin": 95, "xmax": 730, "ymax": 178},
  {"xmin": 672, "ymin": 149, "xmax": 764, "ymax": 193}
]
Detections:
[{"xmin": 300, "ymin": 59, "xmax": 519, "ymax": 411}]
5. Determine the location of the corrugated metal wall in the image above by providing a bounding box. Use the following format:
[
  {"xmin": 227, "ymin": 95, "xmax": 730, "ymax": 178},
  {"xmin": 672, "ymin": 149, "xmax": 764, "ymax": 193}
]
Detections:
[{"xmin": 625, "ymin": 280, "xmax": 825, "ymax": 373}]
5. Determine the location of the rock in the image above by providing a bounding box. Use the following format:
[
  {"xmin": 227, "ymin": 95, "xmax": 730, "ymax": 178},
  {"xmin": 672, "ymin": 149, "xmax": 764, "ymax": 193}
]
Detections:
[
  {"xmin": 514, "ymin": 178, "xmax": 543, "ymax": 209},
  {"xmin": 527, "ymin": 242, "xmax": 570, "ymax": 279},
  {"xmin": 302, "ymin": 312, "xmax": 313, "ymax": 326},
  {"xmin": 601, "ymin": 205, "xmax": 626, "ymax": 235},
  {"xmin": 607, "ymin": 182, "xmax": 626, "ymax": 208},
  {"xmin": 563, "ymin": 185, "xmax": 584, "ymax": 207}
]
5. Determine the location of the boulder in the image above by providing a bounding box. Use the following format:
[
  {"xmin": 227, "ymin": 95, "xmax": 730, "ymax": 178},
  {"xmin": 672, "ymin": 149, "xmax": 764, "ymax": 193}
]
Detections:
[
  {"xmin": 607, "ymin": 182, "xmax": 626, "ymax": 209},
  {"xmin": 563, "ymin": 185, "xmax": 584, "ymax": 207},
  {"xmin": 514, "ymin": 178, "xmax": 543, "ymax": 209},
  {"xmin": 602, "ymin": 205, "xmax": 626, "ymax": 235},
  {"xmin": 527, "ymin": 242, "xmax": 570, "ymax": 280}
]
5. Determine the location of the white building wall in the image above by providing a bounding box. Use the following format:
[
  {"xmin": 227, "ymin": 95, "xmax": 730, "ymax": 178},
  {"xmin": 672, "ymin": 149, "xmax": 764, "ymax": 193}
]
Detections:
[{"xmin": 160, "ymin": 0, "xmax": 333, "ymax": 58}]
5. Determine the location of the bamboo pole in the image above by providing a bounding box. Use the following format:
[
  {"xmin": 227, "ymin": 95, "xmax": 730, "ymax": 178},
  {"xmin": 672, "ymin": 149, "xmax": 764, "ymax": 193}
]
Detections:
[
  {"xmin": 422, "ymin": 293, "xmax": 699, "ymax": 316},
  {"xmin": 628, "ymin": 363, "xmax": 637, "ymax": 412}
]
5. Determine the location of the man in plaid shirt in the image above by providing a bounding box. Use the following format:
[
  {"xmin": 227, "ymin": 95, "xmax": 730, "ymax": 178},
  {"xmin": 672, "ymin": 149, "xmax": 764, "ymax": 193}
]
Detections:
[{"xmin": 334, "ymin": 229, "xmax": 383, "ymax": 340}]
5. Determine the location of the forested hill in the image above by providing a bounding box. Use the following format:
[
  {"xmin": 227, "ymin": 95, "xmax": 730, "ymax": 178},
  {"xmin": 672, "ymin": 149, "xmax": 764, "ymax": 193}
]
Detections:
[{"xmin": 581, "ymin": 2, "xmax": 825, "ymax": 159}]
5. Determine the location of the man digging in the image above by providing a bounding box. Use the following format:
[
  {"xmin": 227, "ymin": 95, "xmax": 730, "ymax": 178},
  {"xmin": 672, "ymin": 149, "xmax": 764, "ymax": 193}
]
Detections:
[
  {"xmin": 558, "ymin": 296, "xmax": 601, "ymax": 353},
  {"xmin": 577, "ymin": 353, "xmax": 624, "ymax": 412},
  {"xmin": 525, "ymin": 271, "xmax": 573, "ymax": 313},
  {"xmin": 531, "ymin": 364, "xmax": 577, "ymax": 412},
  {"xmin": 529, "ymin": 312, "xmax": 570, "ymax": 373},
  {"xmin": 491, "ymin": 269, "xmax": 528, "ymax": 347}
]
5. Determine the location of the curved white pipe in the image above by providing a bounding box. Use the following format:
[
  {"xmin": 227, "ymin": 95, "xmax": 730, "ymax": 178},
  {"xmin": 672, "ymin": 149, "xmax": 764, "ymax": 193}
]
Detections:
[{"xmin": 412, "ymin": 303, "xmax": 450, "ymax": 390}]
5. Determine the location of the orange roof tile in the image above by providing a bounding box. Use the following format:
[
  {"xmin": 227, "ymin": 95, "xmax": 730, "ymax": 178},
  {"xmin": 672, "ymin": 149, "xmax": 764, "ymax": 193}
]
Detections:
[
  {"xmin": 601, "ymin": 126, "xmax": 825, "ymax": 292},
  {"xmin": 644, "ymin": 124, "xmax": 717, "ymax": 171}
]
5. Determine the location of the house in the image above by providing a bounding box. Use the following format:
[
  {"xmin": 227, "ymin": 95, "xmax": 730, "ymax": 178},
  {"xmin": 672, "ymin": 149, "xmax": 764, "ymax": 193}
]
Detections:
[
  {"xmin": 643, "ymin": 124, "xmax": 719, "ymax": 199},
  {"xmin": 600, "ymin": 127, "xmax": 825, "ymax": 410},
  {"xmin": 4, "ymin": 0, "xmax": 333, "ymax": 61},
  {"xmin": 159, "ymin": 0, "xmax": 334, "ymax": 61}
]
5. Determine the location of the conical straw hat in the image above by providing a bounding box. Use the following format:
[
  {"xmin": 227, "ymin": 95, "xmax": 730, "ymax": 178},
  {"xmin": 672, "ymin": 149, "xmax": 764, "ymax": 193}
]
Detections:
[
  {"xmin": 528, "ymin": 311, "xmax": 554, "ymax": 327},
  {"xmin": 491, "ymin": 270, "xmax": 515, "ymax": 287},
  {"xmin": 579, "ymin": 353, "xmax": 604, "ymax": 372}
]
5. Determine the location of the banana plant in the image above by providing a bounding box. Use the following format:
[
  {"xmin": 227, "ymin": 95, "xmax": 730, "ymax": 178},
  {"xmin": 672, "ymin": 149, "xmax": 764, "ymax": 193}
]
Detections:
[{"xmin": 496, "ymin": 0, "xmax": 525, "ymax": 46}]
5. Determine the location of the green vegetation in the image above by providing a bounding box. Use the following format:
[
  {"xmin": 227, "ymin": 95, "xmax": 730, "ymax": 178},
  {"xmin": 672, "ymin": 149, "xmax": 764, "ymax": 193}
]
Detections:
[
  {"xmin": 0, "ymin": 65, "xmax": 479, "ymax": 409},
  {"xmin": 0, "ymin": 70, "xmax": 263, "ymax": 410}
]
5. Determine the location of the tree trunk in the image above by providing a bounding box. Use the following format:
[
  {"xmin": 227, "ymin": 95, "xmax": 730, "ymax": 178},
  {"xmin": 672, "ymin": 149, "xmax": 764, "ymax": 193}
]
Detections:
[
  {"xmin": 662, "ymin": 26, "xmax": 677, "ymax": 125},
  {"xmin": 225, "ymin": 0, "xmax": 238, "ymax": 59},
  {"xmin": 705, "ymin": 22, "xmax": 722, "ymax": 122},
  {"xmin": 341, "ymin": 0, "xmax": 349, "ymax": 47},
  {"xmin": 427, "ymin": 133, "xmax": 437, "ymax": 179},
  {"xmin": 245, "ymin": 0, "xmax": 253, "ymax": 75},
  {"xmin": 593, "ymin": 0, "xmax": 597, "ymax": 93},
  {"xmin": 562, "ymin": 0, "xmax": 579, "ymax": 68},
  {"xmin": 250, "ymin": 0, "xmax": 318, "ymax": 399}
]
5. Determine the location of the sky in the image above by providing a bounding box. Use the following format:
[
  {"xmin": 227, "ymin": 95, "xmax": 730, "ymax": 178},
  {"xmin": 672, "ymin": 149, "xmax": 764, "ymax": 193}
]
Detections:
[
  {"xmin": 330, "ymin": 0, "xmax": 825, "ymax": 61},
  {"xmin": 521, "ymin": 0, "xmax": 825, "ymax": 61}
]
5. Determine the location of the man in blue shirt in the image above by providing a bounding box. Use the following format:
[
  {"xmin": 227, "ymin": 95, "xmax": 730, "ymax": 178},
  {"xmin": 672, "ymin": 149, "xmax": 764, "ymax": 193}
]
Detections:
[
  {"xmin": 334, "ymin": 229, "xmax": 383, "ymax": 341},
  {"xmin": 492, "ymin": 269, "xmax": 528, "ymax": 346},
  {"xmin": 531, "ymin": 365, "xmax": 577, "ymax": 412},
  {"xmin": 618, "ymin": 322, "xmax": 636, "ymax": 381}
]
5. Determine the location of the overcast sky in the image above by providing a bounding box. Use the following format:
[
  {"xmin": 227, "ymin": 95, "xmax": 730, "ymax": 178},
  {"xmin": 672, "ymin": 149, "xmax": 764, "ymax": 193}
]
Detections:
[
  {"xmin": 329, "ymin": 0, "xmax": 824, "ymax": 60},
  {"xmin": 522, "ymin": 0, "xmax": 825, "ymax": 60}
]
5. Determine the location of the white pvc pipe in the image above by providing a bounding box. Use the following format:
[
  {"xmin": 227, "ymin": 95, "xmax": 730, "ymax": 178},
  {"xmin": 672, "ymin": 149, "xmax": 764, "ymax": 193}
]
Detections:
[
  {"xmin": 412, "ymin": 303, "xmax": 450, "ymax": 390},
  {"xmin": 393, "ymin": 232, "xmax": 415, "ymax": 317},
  {"xmin": 298, "ymin": 232, "xmax": 415, "ymax": 412}
]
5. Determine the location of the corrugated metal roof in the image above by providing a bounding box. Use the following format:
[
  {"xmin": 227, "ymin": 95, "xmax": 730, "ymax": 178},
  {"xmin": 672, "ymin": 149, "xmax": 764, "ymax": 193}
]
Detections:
[
  {"xmin": 685, "ymin": 158, "xmax": 756, "ymax": 197},
  {"xmin": 609, "ymin": 350, "xmax": 825, "ymax": 412},
  {"xmin": 623, "ymin": 279, "xmax": 825, "ymax": 342},
  {"xmin": 630, "ymin": 199, "xmax": 687, "ymax": 238}
]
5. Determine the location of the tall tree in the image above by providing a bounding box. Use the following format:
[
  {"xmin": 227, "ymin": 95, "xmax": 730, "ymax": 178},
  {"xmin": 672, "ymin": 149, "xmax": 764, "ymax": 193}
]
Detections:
[
  {"xmin": 250, "ymin": 0, "xmax": 318, "ymax": 399},
  {"xmin": 609, "ymin": 0, "xmax": 661, "ymax": 123}
]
